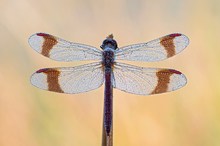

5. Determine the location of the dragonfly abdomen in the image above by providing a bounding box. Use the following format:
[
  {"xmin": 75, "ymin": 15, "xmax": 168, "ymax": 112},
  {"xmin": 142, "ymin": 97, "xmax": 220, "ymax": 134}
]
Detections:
[{"xmin": 104, "ymin": 67, "xmax": 113, "ymax": 135}]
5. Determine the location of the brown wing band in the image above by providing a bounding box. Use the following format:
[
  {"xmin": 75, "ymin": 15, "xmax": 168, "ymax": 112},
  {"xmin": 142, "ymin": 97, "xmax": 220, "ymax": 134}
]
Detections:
[
  {"xmin": 151, "ymin": 69, "xmax": 179, "ymax": 94},
  {"xmin": 37, "ymin": 33, "xmax": 58, "ymax": 57},
  {"xmin": 37, "ymin": 68, "xmax": 64, "ymax": 93},
  {"xmin": 160, "ymin": 33, "xmax": 181, "ymax": 57}
]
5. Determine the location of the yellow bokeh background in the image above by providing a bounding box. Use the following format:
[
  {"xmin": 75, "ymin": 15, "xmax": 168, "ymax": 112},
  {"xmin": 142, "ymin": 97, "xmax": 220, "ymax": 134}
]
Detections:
[{"xmin": 0, "ymin": 0, "xmax": 220, "ymax": 146}]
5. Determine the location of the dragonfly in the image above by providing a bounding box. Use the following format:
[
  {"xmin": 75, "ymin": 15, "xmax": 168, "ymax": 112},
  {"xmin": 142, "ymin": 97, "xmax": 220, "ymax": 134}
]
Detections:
[{"xmin": 29, "ymin": 33, "xmax": 189, "ymax": 146}]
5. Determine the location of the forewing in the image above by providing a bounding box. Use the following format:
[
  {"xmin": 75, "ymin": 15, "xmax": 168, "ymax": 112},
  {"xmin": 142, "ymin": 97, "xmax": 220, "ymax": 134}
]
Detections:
[
  {"xmin": 115, "ymin": 33, "xmax": 189, "ymax": 62},
  {"xmin": 31, "ymin": 62, "xmax": 104, "ymax": 94},
  {"xmin": 29, "ymin": 33, "xmax": 102, "ymax": 61},
  {"xmin": 112, "ymin": 62, "xmax": 187, "ymax": 95}
]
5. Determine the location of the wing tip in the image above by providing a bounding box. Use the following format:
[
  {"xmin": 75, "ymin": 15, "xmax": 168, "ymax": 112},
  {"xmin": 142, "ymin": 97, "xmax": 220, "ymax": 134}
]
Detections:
[
  {"xmin": 168, "ymin": 68, "xmax": 187, "ymax": 81},
  {"xmin": 28, "ymin": 32, "xmax": 50, "ymax": 43},
  {"xmin": 169, "ymin": 70, "xmax": 187, "ymax": 90},
  {"xmin": 169, "ymin": 33, "xmax": 190, "ymax": 54},
  {"xmin": 30, "ymin": 71, "xmax": 48, "ymax": 90},
  {"xmin": 171, "ymin": 33, "xmax": 190, "ymax": 45},
  {"xmin": 28, "ymin": 33, "xmax": 45, "ymax": 52},
  {"xmin": 28, "ymin": 32, "xmax": 45, "ymax": 40}
]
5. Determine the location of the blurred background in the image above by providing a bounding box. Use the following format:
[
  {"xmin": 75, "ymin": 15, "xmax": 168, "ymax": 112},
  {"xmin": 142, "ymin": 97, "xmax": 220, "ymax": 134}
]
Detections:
[{"xmin": 0, "ymin": 0, "xmax": 220, "ymax": 146}]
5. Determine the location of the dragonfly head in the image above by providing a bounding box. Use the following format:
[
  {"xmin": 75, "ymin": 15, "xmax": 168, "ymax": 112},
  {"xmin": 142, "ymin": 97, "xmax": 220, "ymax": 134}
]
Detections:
[{"xmin": 100, "ymin": 34, "xmax": 118, "ymax": 50}]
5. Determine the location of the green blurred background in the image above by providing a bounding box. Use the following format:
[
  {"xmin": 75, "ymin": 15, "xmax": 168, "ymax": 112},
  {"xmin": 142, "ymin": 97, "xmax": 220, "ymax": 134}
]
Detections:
[{"xmin": 0, "ymin": 0, "xmax": 220, "ymax": 146}]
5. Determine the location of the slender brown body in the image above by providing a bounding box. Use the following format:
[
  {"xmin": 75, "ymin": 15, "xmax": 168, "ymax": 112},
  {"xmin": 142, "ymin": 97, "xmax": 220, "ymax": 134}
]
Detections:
[
  {"xmin": 103, "ymin": 50, "xmax": 114, "ymax": 135},
  {"xmin": 101, "ymin": 35, "xmax": 117, "ymax": 146},
  {"xmin": 102, "ymin": 67, "xmax": 113, "ymax": 146}
]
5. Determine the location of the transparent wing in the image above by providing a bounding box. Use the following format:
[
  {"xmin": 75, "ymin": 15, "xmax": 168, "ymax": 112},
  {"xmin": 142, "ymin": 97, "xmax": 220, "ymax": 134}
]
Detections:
[
  {"xmin": 28, "ymin": 33, "xmax": 102, "ymax": 61},
  {"xmin": 112, "ymin": 62, "xmax": 187, "ymax": 95},
  {"xmin": 31, "ymin": 62, "xmax": 104, "ymax": 94},
  {"xmin": 115, "ymin": 33, "xmax": 189, "ymax": 62}
]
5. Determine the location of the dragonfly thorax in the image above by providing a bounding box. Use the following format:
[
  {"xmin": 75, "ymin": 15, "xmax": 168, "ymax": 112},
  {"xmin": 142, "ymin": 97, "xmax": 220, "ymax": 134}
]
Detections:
[{"xmin": 102, "ymin": 48, "xmax": 115, "ymax": 68}]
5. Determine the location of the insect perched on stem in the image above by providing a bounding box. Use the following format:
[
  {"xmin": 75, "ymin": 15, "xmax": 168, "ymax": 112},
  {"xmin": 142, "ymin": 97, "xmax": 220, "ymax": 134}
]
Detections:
[{"xmin": 29, "ymin": 33, "xmax": 189, "ymax": 146}]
